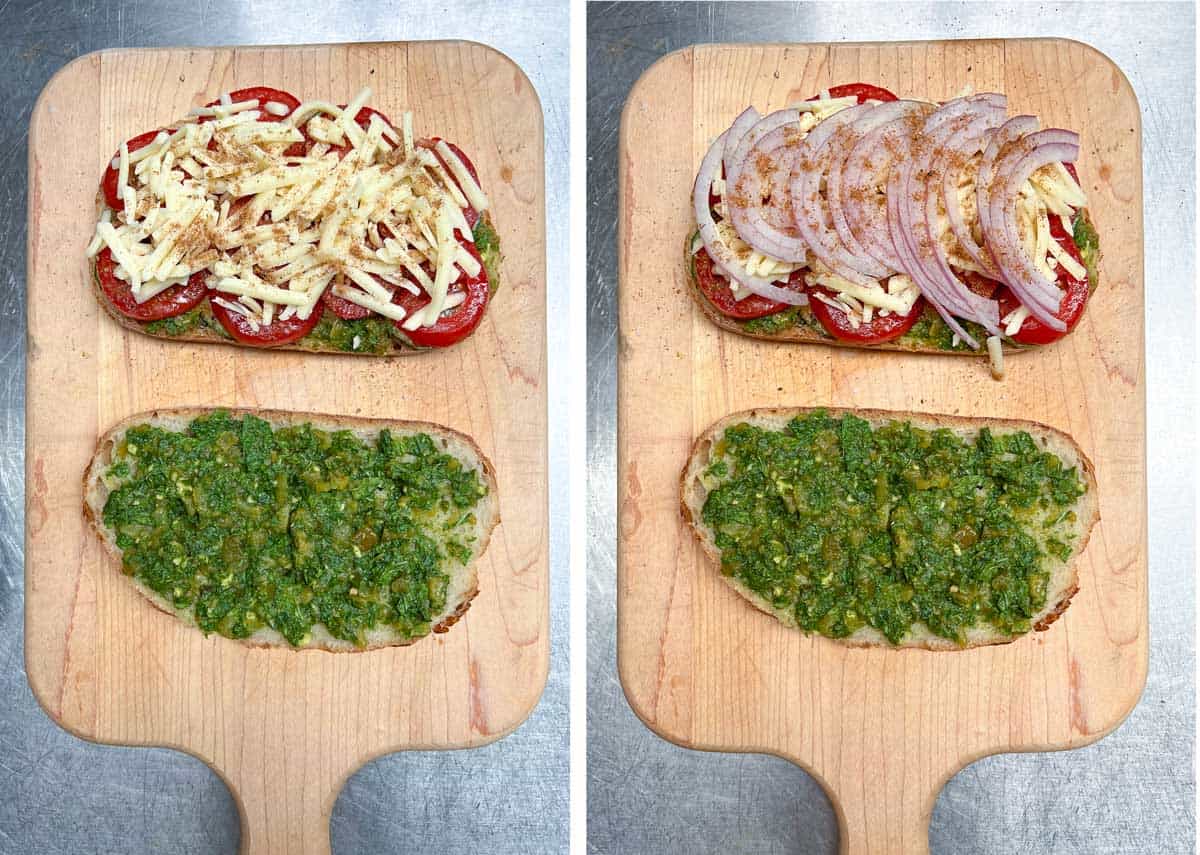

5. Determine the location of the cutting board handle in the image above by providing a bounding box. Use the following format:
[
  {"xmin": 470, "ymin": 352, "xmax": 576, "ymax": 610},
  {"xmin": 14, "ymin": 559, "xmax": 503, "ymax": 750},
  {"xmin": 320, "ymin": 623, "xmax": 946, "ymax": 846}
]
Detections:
[
  {"xmin": 830, "ymin": 774, "xmax": 937, "ymax": 855},
  {"xmin": 224, "ymin": 763, "xmax": 339, "ymax": 855}
]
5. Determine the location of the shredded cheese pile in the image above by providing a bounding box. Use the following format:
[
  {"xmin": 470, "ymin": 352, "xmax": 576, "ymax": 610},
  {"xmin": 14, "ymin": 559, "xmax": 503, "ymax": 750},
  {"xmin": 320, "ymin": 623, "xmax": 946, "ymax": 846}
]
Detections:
[{"xmin": 86, "ymin": 87, "xmax": 489, "ymax": 331}]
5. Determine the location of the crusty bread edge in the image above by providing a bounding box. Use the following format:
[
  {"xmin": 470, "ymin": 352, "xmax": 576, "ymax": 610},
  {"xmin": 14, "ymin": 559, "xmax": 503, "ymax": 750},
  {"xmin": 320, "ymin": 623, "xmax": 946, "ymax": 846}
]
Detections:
[
  {"xmin": 82, "ymin": 407, "xmax": 501, "ymax": 652},
  {"xmin": 679, "ymin": 405, "xmax": 1100, "ymax": 651},
  {"xmin": 89, "ymin": 188, "xmax": 498, "ymax": 356},
  {"xmin": 683, "ymin": 208, "xmax": 1100, "ymax": 355}
]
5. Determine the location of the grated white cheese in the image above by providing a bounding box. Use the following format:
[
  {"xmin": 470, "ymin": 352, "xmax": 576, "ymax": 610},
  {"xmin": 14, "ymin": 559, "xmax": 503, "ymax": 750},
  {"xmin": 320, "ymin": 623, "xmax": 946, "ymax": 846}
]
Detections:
[
  {"xmin": 986, "ymin": 335, "xmax": 1005, "ymax": 379},
  {"xmin": 92, "ymin": 88, "xmax": 488, "ymax": 332}
]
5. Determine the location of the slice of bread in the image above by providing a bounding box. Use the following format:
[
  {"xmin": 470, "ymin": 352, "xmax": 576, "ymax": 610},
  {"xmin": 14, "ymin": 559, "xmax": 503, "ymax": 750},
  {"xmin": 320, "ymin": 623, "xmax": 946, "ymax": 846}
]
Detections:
[
  {"xmin": 684, "ymin": 209, "xmax": 1098, "ymax": 356},
  {"xmin": 83, "ymin": 408, "xmax": 500, "ymax": 651},
  {"xmin": 89, "ymin": 188, "xmax": 499, "ymax": 356},
  {"xmin": 680, "ymin": 406, "xmax": 1099, "ymax": 650}
]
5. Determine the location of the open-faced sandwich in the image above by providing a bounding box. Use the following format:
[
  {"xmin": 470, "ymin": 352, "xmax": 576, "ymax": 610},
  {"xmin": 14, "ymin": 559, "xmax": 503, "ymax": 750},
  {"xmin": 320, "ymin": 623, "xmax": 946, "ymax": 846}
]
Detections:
[
  {"xmin": 681, "ymin": 408, "xmax": 1098, "ymax": 649},
  {"xmin": 687, "ymin": 84, "xmax": 1101, "ymax": 377},
  {"xmin": 87, "ymin": 86, "xmax": 499, "ymax": 354},
  {"xmin": 84, "ymin": 409, "xmax": 499, "ymax": 650}
]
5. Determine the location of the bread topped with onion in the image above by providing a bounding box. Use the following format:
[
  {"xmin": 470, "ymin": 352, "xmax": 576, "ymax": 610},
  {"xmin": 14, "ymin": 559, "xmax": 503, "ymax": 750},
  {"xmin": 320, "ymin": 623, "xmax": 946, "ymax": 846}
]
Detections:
[
  {"xmin": 687, "ymin": 83, "xmax": 1101, "ymax": 378},
  {"xmin": 86, "ymin": 85, "xmax": 500, "ymax": 355}
]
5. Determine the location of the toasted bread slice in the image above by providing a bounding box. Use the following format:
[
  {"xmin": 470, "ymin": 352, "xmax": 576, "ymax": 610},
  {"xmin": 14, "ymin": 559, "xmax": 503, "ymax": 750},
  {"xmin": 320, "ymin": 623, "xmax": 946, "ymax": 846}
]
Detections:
[
  {"xmin": 83, "ymin": 408, "xmax": 499, "ymax": 651},
  {"xmin": 680, "ymin": 406, "xmax": 1099, "ymax": 650},
  {"xmin": 684, "ymin": 209, "xmax": 1099, "ymax": 355},
  {"xmin": 89, "ymin": 191, "xmax": 499, "ymax": 356}
]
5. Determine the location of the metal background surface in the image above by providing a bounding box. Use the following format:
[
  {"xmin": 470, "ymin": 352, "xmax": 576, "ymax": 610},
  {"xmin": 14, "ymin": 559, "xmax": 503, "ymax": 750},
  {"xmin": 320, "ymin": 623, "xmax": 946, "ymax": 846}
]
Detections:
[
  {"xmin": 0, "ymin": 2, "xmax": 568, "ymax": 853},
  {"xmin": 587, "ymin": 3, "xmax": 1194, "ymax": 853}
]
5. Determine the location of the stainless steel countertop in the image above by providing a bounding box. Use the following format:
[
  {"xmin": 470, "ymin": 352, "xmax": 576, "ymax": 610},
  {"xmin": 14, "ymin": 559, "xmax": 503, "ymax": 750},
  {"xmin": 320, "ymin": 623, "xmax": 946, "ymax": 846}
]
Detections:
[
  {"xmin": 587, "ymin": 3, "xmax": 1194, "ymax": 853},
  {"xmin": 0, "ymin": 2, "xmax": 568, "ymax": 853}
]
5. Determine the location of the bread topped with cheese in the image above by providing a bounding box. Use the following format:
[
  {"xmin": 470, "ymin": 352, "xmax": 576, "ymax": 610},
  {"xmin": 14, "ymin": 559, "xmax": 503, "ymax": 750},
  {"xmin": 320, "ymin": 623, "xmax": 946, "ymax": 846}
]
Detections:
[{"xmin": 86, "ymin": 86, "xmax": 500, "ymax": 355}]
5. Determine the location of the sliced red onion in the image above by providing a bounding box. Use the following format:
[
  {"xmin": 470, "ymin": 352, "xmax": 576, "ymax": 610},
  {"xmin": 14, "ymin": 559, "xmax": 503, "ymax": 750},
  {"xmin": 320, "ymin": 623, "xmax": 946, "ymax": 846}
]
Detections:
[
  {"xmin": 692, "ymin": 126, "xmax": 808, "ymax": 306},
  {"xmin": 789, "ymin": 103, "xmax": 890, "ymax": 284},
  {"xmin": 886, "ymin": 151, "xmax": 981, "ymax": 348},
  {"xmin": 984, "ymin": 128, "xmax": 1080, "ymax": 330},
  {"xmin": 722, "ymin": 107, "xmax": 762, "ymax": 173},
  {"xmin": 942, "ymin": 140, "xmax": 998, "ymax": 277},
  {"xmin": 977, "ymin": 116, "xmax": 1038, "ymax": 251},
  {"xmin": 924, "ymin": 92, "xmax": 1005, "ymax": 132},
  {"xmin": 724, "ymin": 110, "xmax": 808, "ymax": 262},
  {"xmin": 977, "ymin": 117, "xmax": 1061, "ymax": 322},
  {"xmin": 840, "ymin": 105, "xmax": 933, "ymax": 272},
  {"xmin": 761, "ymin": 143, "xmax": 801, "ymax": 233},
  {"xmin": 910, "ymin": 98, "xmax": 1008, "ymax": 335},
  {"xmin": 931, "ymin": 94, "xmax": 1009, "ymax": 278},
  {"xmin": 830, "ymin": 100, "xmax": 932, "ymax": 276}
]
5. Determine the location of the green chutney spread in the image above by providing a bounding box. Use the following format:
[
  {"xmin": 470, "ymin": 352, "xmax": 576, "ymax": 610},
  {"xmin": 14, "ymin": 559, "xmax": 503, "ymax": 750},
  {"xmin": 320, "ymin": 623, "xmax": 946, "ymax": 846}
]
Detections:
[
  {"xmin": 699, "ymin": 412, "xmax": 1086, "ymax": 645},
  {"xmin": 101, "ymin": 411, "xmax": 488, "ymax": 647}
]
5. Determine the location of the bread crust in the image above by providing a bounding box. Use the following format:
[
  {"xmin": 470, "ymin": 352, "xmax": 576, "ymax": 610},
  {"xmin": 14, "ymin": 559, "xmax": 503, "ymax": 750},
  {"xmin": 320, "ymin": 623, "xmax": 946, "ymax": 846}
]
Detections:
[
  {"xmin": 680, "ymin": 405, "xmax": 1099, "ymax": 651},
  {"xmin": 684, "ymin": 208, "xmax": 1099, "ymax": 355},
  {"xmin": 89, "ymin": 189, "xmax": 498, "ymax": 356},
  {"xmin": 83, "ymin": 407, "xmax": 500, "ymax": 652}
]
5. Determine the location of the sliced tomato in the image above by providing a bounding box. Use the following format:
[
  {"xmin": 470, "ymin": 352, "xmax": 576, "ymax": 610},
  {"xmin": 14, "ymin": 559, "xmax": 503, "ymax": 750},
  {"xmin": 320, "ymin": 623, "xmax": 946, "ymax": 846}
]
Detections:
[
  {"xmin": 418, "ymin": 138, "xmax": 482, "ymax": 229},
  {"xmin": 314, "ymin": 105, "xmax": 400, "ymax": 159},
  {"xmin": 994, "ymin": 217, "xmax": 1090, "ymax": 345},
  {"xmin": 204, "ymin": 86, "xmax": 300, "ymax": 121},
  {"xmin": 209, "ymin": 290, "xmax": 323, "ymax": 346},
  {"xmin": 693, "ymin": 248, "xmax": 803, "ymax": 320},
  {"xmin": 960, "ymin": 269, "xmax": 1000, "ymax": 299},
  {"xmin": 391, "ymin": 242, "xmax": 490, "ymax": 348},
  {"xmin": 204, "ymin": 87, "xmax": 304, "ymax": 155},
  {"xmin": 819, "ymin": 83, "xmax": 899, "ymax": 104},
  {"xmin": 353, "ymin": 106, "xmax": 397, "ymax": 136},
  {"xmin": 94, "ymin": 247, "xmax": 207, "ymax": 321},
  {"xmin": 808, "ymin": 285, "xmax": 925, "ymax": 344},
  {"xmin": 101, "ymin": 129, "xmax": 168, "ymax": 210},
  {"xmin": 322, "ymin": 275, "xmax": 373, "ymax": 320}
]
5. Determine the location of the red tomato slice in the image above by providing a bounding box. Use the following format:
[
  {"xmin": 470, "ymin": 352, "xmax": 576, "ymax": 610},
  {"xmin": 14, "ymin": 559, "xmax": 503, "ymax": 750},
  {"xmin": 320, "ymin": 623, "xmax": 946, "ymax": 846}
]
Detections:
[
  {"xmin": 209, "ymin": 290, "xmax": 324, "ymax": 346},
  {"xmin": 808, "ymin": 285, "xmax": 925, "ymax": 344},
  {"xmin": 204, "ymin": 86, "xmax": 300, "ymax": 121},
  {"xmin": 960, "ymin": 269, "xmax": 1000, "ymax": 299},
  {"xmin": 94, "ymin": 247, "xmax": 207, "ymax": 321},
  {"xmin": 322, "ymin": 275, "xmax": 374, "ymax": 320},
  {"xmin": 101, "ymin": 129, "xmax": 168, "ymax": 211},
  {"xmin": 314, "ymin": 105, "xmax": 400, "ymax": 159},
  {"xmin": 204, "ymin": 87, "xmax": 304, "ymax": 156},
  {"xmin": 353, "ymin": 106, "xmax": 397, "ymax": 136},
  {"xmin": 391, "ymin": 241, "xmax": 490, "ymax": 348},
  {"xmin": 693, "ymin": 248, "xmax": 803, "ymax": 320},
  {"xmin": 418, "ymin": 138, "xmax": 482, "ymax": 229},
  {"xmin": 817, "ymin": 83, "xmax": 899, "ymax": 104},
  {"xmin": 995, "ymin": 216, "xmax": 1090, "ymax": 345}
]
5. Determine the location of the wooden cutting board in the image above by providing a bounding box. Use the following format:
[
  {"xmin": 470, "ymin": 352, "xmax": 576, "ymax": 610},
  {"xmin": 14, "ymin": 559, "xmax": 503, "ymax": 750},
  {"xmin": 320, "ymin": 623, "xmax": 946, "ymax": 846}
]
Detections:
[
  {"xmin": 26, "ymin": 42, "xmax": 547, "ymax": 855},
  {"xmin": 617, "ymin": 39, "xmax": 1145, "ymax": 855}
]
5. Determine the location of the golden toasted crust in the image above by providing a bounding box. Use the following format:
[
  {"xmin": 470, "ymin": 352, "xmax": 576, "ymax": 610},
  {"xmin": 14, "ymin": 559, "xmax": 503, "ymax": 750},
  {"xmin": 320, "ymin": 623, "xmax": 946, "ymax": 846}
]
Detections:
[
  {"xmin": 88, "ymin": 189, "xmax": 498, "ymax": 356},
  {"xmin": 684, "ymin": 208, "xmax": 1099, "ymax": 355},
  {"xmin": 680, "ymin": 406, "xmax": 1099, "ymax": 651},
  {"xmin": 83, "ymin": 407, "xmax": 500, "ymax": 652}
]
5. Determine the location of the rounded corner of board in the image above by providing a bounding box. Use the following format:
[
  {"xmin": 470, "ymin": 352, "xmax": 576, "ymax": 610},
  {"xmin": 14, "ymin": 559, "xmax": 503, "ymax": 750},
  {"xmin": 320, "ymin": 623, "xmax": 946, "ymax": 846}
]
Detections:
[
  {"xmin": 622, "ymin": 45, "xmax": 695, "ymax": 118},
  {"xmin": 32, "ymin": 51, "xmax": 104, "ymax": 125}
]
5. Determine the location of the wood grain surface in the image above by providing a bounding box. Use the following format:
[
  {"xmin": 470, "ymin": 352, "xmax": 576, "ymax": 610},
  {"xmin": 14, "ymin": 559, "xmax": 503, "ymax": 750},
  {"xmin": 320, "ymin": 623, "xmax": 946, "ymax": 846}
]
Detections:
[
  {"xmin": 617, "ymin": 39, "xmax": 1145, "ymax": 855},
  {"xmin": 26, "ymin": 42, "xmax": 547, "ymax": 855}
]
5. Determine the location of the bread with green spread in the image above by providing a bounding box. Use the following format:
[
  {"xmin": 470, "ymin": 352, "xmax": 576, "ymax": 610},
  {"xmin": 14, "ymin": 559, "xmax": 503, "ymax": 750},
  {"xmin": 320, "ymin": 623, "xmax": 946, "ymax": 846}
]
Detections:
[
  {"xmin": 681, "ymin": 407, "xmax": 1099, "ymax": 650},
  {"xmin": 84, "ymin": 408, "xmax": 499, "ymax": 651}
]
